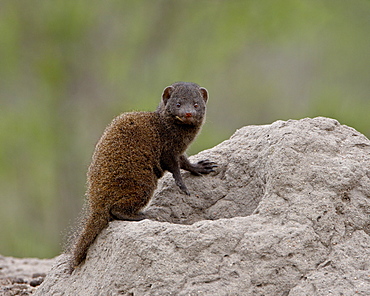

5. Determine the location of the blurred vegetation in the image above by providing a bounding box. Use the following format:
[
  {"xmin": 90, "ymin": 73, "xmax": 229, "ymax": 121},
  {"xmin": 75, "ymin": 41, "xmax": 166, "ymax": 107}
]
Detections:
[{"xmin": 1, "ymin": 0, "xmax": 369, "ymax": 258}]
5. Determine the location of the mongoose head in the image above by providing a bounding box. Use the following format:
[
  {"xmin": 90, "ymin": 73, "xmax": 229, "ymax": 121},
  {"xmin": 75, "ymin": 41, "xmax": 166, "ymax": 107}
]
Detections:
[{"xmin": 159, "ymin": 82, "xmax": 208, "ymax": 126}]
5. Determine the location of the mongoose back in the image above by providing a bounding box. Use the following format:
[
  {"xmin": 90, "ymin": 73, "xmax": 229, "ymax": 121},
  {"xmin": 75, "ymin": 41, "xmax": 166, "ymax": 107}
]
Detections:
[{"xmin": 68, "ymin": 82, "xmax": 215, "ymax": 272}]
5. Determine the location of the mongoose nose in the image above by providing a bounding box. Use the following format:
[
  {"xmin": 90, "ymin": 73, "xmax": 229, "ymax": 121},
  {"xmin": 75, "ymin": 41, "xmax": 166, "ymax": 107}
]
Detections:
[{"xmin": 185, "ymin": 113, "xmax": 192, "ymax": 118}]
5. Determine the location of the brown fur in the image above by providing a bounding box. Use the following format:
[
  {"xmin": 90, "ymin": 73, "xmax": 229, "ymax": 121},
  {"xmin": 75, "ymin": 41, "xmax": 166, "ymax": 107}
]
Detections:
[{"xmin": 68, "ymin": 82, "xmax": 216, "ymax": 272}]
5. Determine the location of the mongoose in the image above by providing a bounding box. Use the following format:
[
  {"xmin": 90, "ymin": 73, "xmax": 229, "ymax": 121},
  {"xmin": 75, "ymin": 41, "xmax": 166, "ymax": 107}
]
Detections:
[{"xmin": 68, "ymin": 82, "xmax": 216, "ymax": 272}]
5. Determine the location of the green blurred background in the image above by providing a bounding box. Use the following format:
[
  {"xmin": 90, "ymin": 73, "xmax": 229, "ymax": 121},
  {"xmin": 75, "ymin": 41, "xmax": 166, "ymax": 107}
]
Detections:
[{"xmin": 1, "ymin": 0, "xmax": 369, "ymax": 258}]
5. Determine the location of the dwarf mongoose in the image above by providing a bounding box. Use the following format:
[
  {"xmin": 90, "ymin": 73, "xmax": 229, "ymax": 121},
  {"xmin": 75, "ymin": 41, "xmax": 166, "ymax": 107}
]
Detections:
[{"xmin": 68, "ymin": 82, "xmax": 216, "ymax": 272}]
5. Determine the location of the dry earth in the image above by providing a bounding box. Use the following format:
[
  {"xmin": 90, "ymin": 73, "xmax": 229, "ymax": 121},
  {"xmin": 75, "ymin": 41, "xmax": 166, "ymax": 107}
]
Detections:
[{"xmin": 0, "ymin": 255, "xmax": 54, "ymax": 295}]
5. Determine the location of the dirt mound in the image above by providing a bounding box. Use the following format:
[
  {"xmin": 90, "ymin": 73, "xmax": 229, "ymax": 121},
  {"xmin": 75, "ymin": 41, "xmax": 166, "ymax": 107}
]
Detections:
[{"xmin": 33, "ymin": 117, "xmax": 370, "ymax": 295}]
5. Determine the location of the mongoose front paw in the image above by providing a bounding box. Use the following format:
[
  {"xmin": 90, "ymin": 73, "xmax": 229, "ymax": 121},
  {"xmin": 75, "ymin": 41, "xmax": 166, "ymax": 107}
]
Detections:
[
  {"xmin": 190, "ymin": 159, "xmax": 217, "ymax": 175},
  {"xmin": 182, "ymin": 187, "xmax": 191, "ymax": 196},
  {"xmin": 176, "ymin": 180, "xmax": 191, "ymax": 195}
]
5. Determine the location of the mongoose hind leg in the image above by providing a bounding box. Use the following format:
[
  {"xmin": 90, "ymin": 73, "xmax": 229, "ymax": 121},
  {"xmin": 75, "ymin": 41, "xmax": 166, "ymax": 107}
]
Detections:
[
  {"xmin": 111, "ymin": 209, "xmax": 146, "ymax": 221},
  {"xmin": 110, "ymin": 190, "xmax": 153, "ymax": 221}
]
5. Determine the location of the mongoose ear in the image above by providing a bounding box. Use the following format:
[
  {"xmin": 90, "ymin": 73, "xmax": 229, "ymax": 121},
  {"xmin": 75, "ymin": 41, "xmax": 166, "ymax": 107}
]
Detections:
[
  {"xmin": 199, "ymin": 87, "xmax": 208, "ymax": 103},
  {"xmin": 162, "ymin": 86, "xmax": 173, "ymax": 105}
]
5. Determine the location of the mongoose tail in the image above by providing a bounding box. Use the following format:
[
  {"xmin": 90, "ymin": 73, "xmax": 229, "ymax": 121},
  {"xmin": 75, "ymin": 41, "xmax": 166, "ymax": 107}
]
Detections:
[{"xmin": 69, "ymin": 209, "xmax": 109, "ymax": 273}]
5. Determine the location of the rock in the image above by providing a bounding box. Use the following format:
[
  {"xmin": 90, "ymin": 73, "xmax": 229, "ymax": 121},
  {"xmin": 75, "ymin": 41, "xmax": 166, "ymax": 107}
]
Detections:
[
  {"xmin": 0, "ymin": 255, "xmax": 54, "ymax": 295},
  {"xmin": 35, "ymin": 117, "xmax": 370, "ymax": 296}
]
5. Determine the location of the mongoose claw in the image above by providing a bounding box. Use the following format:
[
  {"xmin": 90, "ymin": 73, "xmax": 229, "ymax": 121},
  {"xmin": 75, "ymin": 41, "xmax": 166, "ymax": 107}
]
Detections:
[{"xmin": 198, "ymin": 160, "xmax": 217, "ymax": 167}]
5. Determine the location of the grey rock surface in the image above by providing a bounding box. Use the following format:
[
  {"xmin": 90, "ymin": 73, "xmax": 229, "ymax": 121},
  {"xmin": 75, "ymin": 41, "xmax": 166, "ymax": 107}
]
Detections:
[{"xmin": 35, "ymin": 117, "xmax": 370, "ymax": 296}]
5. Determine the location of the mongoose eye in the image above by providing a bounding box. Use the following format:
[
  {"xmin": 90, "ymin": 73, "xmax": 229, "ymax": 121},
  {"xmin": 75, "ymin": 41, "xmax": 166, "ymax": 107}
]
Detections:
[
  {"xmin": 194, "ymin": 103, "xmax": 199, "ymax": 108},
  {"xmin": 176, "ymin": 103, "xmax": 181, "ymax": 108}
]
